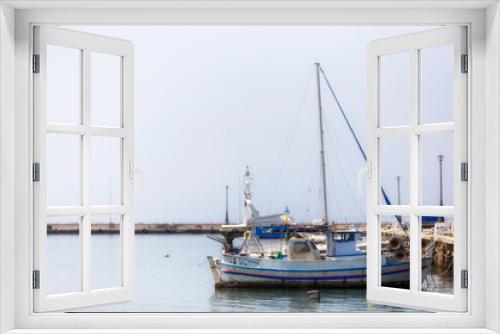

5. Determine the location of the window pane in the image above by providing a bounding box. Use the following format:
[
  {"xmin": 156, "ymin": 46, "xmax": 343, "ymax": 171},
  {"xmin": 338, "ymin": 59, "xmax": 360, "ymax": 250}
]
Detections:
[
  {"xmin": 47, "ymin": 44, "xmax": 81, "ymax": 124},
  {"xmin": 91, "ymin": 215, "xmax": 122, "ymax": 289},
  {"xmin": 379, "ymin": 136, "xmax": 409, "ymax": 205},
  {"xmin": 47, "ymin": 133, "xmax": 81, "ymax": 206},
  {"xmin": 91, "ymin": 136, "xmax": 122, "ymax": 205},
  {"xmin": 420, "ymin": 132, "xmax": 454, "ymax": 206},
  {"xmin": 420, "ymin": 45, "xmax": 454, "ymax": 124},
  {"xmin": 380, "ymin": 215, "xmax": 410, "ymax": 290},
  {"xmin": 47, "ymin": 216, "xmax": 82, "ymax": 294},
  {"xmin": 421, "ymin": 216, "xmax": 454, "ymax": 294},
  {"xmin": 91, "ymin": 52, "xmax": 122, "ymax": 127},
  {"xmin": 379, "ymin": 52, "xmax": 411, "ymax": 127}
]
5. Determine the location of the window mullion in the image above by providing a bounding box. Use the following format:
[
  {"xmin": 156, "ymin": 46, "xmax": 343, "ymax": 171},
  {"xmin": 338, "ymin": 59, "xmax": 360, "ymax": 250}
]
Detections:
[
  {"xmin": 82, "ymin": 48, "xmax": 91, "ymax": 294},
  {"xmin": 409, "ymin": 47, "xmax": 420, "ymax": 293}
]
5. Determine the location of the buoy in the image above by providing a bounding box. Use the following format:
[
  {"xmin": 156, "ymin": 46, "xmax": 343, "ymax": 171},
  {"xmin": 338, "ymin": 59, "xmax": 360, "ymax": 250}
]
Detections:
[{"xmin": 307, "ymin": 290, "xmax": 320, "ymax": 302}]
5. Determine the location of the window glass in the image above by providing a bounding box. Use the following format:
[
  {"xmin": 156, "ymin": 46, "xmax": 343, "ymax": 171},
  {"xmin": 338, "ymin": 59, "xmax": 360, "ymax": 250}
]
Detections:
[
  {"xmin": 91, "ymin": 215, "xmax": 123, "ymax": 289},
  {"xmin": 47, "ymin": 216, "xmax": 82, "ymax": 294},
  {"xmin": 420, "ymin": 45, "xmax": 454, "ymax": 124},
  {"xmin": 91, "ymin": 52, "xmax": 122, "ymax": 127},
  {"xmin": 47, "ymin": 45, "xmax": 82, "ymax": 124},
  {"xmin": 293, "ymin": 242, "xmax": 310, "ymax": 253},
  {"xmin": 91, "ymin": 136, "xmax": 122, "ymax": 205},
  {"xmin": 421, "ymin": 216, "xmax": 454, "ymax": 294},
  {"xmin": 379, "ymin": 136, "xmax": 410, "ymax": 205},
  {"xmin": 47, "ymin": 133, "xmax": 81, "ymax": 206},
  {"xmin": 380, "ymin": 215, "xmax": 410, "ymax": 290},
  {"xmin": 420, "ymin": 132, "xmax": 454, "ymax": 206},
  {"xmin": 379, "ymin": 52, "xmax": 411, "ymax": 127}
]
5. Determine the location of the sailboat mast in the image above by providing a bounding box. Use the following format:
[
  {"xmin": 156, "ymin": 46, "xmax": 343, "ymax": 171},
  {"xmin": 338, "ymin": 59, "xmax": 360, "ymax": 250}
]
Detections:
[{"xmin": 315, "ymin": 62, "xmax": 335, "ymax": 257}]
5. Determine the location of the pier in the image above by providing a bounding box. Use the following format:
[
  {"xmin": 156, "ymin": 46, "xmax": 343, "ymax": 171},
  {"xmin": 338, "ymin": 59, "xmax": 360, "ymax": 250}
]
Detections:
[{"xmin": 47, "ymin": 223, "xmax": 222, "ymax": 234}]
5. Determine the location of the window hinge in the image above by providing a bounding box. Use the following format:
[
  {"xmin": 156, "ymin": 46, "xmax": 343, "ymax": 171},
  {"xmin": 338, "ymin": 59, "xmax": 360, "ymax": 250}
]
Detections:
[
  {"xmin": 461, "ymin": 269, "xmax": 468, "ymax": 289},
  {"xmin": 32, "ymin": 162, "xmax": 40, "ymax": 182},
  {"xmin": 32, "ymin": 270, "xmax": 40, "ymax": 289},
  {"xmin": 366, "ymin": 161, "xmax": 372, "ymax": 179},
  {"xmin": 32, "ymin": 54, "xmax": 40, "ymax": 73},
  {"xmin": 461, "ymin": 162, "xmax": 468, "ymax": 182},
  {"xmin": 461, "ymin": 54, "xmax": 468, "ymax": 73}
]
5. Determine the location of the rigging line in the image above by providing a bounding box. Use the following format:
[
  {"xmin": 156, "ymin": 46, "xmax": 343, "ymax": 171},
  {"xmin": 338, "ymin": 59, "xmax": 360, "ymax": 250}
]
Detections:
[
  {"xmin": 326, "ymin": 156, "xmax": 346, "ymax": 222},
  {"xmin": 324, "ymin": 121, "xmax": 365, "ymax": 216},
  {"xmin": 319, "ymin": 66, "xmax": 402, "ymax": 227},
  {"xmin": 324, "ymin": 125, "xmax": 365, "ymax": 216},
  {"xmin": 322, "ymin": 106, "xmax": 365, "ymax": 185},
  {"xmin": 322, "ymin": 109, "xmax": 366, "ymax": 209},
  {"xmin": 289, "ymin": 152, "xmax": 316, "ymax": 210},
  {"xmin": 319, "ymin": 67, "xmax": 367, "ymax": 161},
  {"xmin": 290, "ymin": 158, "xmax": 319, "ymax": 219},
  {"xmin": 264, "ymin": 69, "xmax": 314, "ymax": 212},
  {"xmin": 319, "ymin": 67, "xmax": 392, "ymax": 205}
]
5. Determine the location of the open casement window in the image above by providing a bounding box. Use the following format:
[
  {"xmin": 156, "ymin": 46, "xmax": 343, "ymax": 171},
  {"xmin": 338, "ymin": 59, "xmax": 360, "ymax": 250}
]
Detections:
[
  {"xmin": 33, "ymin": 26, "xmax": 134, "ymax": 312},
  {"xmin": 366, "ymin": 26, "xmax": 467, "ymax": 312}
]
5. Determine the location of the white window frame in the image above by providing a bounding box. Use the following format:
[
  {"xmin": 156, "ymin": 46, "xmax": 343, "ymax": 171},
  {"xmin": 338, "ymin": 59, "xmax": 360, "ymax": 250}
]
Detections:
[
  {"xmin": 366, "ymin": 26, "xmax": 468, "ymax": 312},
  {"xmin": 32, "ymin": 26, "xmax": 134, "ymax": 312},
  {"xmin": 0, "ymin": 1, "xmax": 499, "ymax": 333}
]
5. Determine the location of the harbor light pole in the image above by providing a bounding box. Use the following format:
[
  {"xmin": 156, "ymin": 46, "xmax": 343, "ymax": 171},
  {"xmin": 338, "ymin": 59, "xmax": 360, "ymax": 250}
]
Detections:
[
  {"xmin": 438, "ymin": 155, "xmax": 444, "ymax": 222},
  {"xmin": 224, "ymin": 185, "xmax": 229, "ymax": 225},
  {"xmin": 396, "ymin": 176, "xmax": 401, "ymax": 206},
  {"xmin": 315, "ymin": 62, "xmax": 334, "ymax": 257}
]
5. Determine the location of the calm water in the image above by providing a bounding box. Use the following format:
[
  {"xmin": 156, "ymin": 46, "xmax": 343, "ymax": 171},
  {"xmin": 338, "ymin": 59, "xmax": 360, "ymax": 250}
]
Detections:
[{"xmin": 48, "ymin": 234, "xmax": 419, "ymax": 312}]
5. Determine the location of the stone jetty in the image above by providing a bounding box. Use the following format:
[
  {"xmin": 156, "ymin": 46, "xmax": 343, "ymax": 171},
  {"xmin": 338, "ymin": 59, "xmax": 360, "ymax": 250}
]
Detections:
[{"xmin": 47, "ymin": 223, "xmax": 222, "ymax": 234}]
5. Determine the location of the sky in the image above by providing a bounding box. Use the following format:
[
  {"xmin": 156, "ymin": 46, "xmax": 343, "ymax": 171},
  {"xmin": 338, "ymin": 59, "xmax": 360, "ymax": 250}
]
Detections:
[{"xmin": 47, "ymin": 25, "xmax": 454, "ymax": 223}]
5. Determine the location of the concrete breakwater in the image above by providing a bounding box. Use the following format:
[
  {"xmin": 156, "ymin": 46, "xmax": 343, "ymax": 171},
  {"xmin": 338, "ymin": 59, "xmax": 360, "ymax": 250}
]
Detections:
[
  {"xmin": 47, "ymin": 222, "xmax": 368, "ymax": 234},
  {"xmin": 47, "ymin": 223, "xmax": 222, "ymax": 234}
]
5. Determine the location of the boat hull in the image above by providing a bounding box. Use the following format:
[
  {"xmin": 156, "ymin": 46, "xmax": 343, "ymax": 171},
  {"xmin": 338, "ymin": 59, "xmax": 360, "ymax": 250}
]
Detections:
[{"xmin": 208, "ymin": 254, "xmax": 431, "ymax": 288}]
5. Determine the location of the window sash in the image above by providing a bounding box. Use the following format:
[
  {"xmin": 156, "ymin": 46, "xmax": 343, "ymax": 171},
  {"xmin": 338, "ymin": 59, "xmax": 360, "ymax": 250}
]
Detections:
[
  {"xmin": 366, "ymin": 26, "xmax": 468, "ymax": 312},
  {"xmin": 32, "ymin": 26, "xmax": 134, "ymax": 312}
]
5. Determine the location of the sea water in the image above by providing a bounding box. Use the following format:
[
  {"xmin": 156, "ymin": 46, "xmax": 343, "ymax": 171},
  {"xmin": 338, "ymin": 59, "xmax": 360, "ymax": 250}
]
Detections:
[{"xmin": 47, "ymin": 234, "xmax": 419, "ymax": 312}]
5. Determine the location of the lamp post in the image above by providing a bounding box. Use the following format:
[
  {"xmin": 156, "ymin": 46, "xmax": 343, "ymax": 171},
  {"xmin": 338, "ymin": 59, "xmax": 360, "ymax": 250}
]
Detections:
[
  {"xmin": 224, "ymin": 185, "xmax": 229, "ymax": 225},
  {"xmin": 396, "ymin": 176, "xmax": 401, "ymax": 206},
  {"xmin": 438, "ymin": 155, "xmax": 444, "ymax": 222}
]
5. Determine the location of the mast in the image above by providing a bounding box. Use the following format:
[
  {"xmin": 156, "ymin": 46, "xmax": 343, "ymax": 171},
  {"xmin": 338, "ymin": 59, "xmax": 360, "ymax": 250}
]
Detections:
[{"xmin": 315, "ymin": 63, "xmax": 335, "ymax": 257}]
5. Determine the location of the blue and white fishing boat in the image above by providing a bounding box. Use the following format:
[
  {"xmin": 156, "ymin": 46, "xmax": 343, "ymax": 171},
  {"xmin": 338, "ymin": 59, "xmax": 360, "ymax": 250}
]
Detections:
[
  {"xmin": 208, "ymin": 233, "xmax": 430, "ymax": 288},
  {"xmin": 207, "ymin": 63, "xmax": 432, "ymax": 288}
]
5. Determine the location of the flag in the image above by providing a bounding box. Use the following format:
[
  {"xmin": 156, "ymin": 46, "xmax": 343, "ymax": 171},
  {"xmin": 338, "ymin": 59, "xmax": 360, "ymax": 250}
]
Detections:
[{"xmin": 281, "ymin": 204, "xmax": 291, "ymax": 224}]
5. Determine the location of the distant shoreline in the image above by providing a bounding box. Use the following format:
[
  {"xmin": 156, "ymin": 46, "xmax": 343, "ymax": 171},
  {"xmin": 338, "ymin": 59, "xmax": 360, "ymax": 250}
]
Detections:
[
  {"xmin": 47, "ymin": 223, "xmax": 222, "ymax": 234},
  {"xmin": 47, "ymin": 222, "xmax": 368, "ymax": 234}
]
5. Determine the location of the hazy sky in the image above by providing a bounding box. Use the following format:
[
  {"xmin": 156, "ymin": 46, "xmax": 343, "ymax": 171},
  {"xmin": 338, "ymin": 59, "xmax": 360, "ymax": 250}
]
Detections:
[{"xmin": 48, "ymin": 25, "xmax": 454, "ymax": 223}]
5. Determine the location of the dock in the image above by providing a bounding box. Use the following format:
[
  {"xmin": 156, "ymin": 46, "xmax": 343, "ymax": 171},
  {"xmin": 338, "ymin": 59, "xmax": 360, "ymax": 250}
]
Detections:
[{"xmin": 47, "ymin": 223, "xmax": 222, "ymax": 234}]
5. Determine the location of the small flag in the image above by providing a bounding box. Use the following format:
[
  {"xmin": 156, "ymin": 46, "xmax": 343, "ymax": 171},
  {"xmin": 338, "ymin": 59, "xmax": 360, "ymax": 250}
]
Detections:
[{"xmin": 281, "ymin": 204, "xmax": 291, "ymax": 224}]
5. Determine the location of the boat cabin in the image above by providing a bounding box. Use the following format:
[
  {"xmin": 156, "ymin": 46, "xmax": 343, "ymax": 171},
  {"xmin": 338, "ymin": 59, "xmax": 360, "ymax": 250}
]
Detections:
[
  {"xmin": 287, "ymin": 238, "xmax": 321, "ymax": 260},
  {"xmin": 329, "ymin": 230, "xmax": 363, "ymax": 256}
]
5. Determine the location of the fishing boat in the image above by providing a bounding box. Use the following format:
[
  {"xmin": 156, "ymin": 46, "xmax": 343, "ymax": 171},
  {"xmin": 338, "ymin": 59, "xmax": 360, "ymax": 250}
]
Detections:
[
  {"xmin": 207, "ymin": 63, "xmax": 433, "ymax": 288},
  {"xmin": 208, "ymin": 234, "xmax": 431, "ymax": 288}
]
